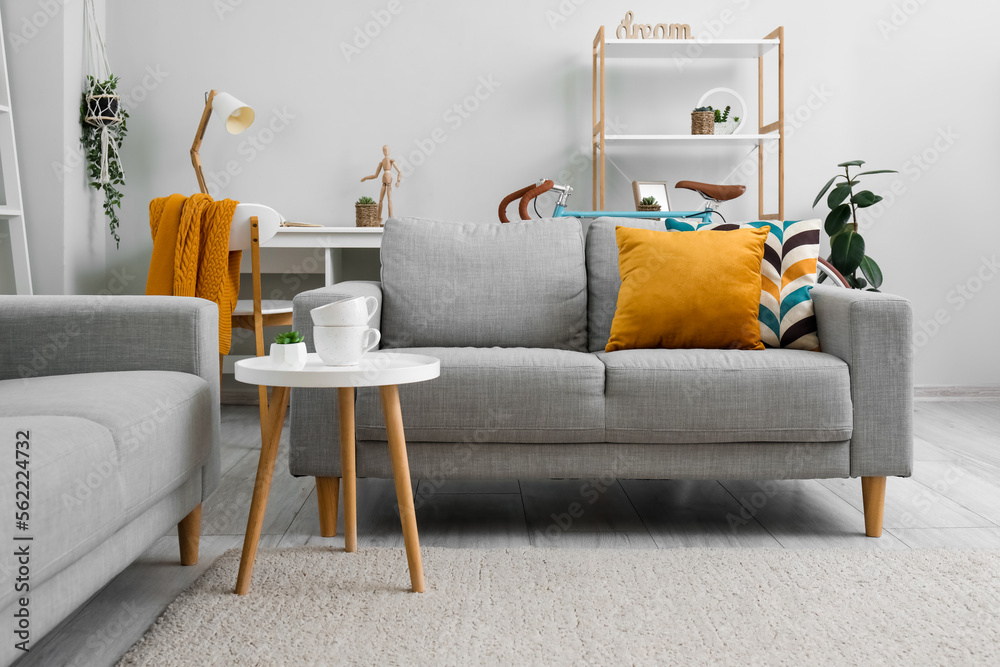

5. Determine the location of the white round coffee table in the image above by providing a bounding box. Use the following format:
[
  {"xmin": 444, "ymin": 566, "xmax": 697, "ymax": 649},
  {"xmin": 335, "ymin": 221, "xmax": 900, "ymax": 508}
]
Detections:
[{"xmin": 234, "ymin": 351, "xmax": 440, "ymax": 595}]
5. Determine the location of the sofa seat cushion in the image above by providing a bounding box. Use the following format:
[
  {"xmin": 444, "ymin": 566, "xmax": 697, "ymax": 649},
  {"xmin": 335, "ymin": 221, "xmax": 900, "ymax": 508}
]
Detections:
[
  {"xmin": 597, "ymin": 349, "xmax": 853, "ymax": 443},
  {"xmin": 0, "ymin": 415, "xmax": 125, "ymax": 604},
  {"xmin": 356, "ymin": 347, "xmax": 606, "ymax": 443},
  {"xmin": 0, "ymin": 371, "xmax": 214, "ymax": 518}
]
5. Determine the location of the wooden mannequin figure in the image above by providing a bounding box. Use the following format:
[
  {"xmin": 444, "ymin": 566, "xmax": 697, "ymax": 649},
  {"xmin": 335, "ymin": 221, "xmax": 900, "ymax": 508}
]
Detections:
[{"xmin": 361, "ymin": 145, "xmax": 402, "ymax": 219}]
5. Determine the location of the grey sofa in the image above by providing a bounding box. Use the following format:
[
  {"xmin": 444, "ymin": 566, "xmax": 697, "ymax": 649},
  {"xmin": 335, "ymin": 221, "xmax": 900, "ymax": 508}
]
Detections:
[
  {"xmin": 289, "ymin": 217, "xmax": 912, "ymax": 536},
  {"xmin": 0, "ymin": 296, "xmax": 220, "ymax": 662}
]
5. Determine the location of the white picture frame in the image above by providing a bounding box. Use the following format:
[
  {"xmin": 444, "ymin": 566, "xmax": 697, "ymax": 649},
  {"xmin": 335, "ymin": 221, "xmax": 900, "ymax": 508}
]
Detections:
[{"xmin": 632, "ymin": 181, "xmax": 671, "ymax": 210}]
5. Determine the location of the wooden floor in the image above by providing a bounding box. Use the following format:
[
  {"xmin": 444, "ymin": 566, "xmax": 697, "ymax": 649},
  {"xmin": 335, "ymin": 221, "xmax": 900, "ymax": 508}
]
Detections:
[{"xmin": 18, "ymin": 399, "xmax": 1000, "ymax": 666}]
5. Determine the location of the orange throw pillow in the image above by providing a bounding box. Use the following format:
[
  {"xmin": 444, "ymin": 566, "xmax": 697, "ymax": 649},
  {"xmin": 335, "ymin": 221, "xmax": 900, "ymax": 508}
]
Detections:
[{"xmin": 606, "ymin": 225, "xmax": 769, "ymax": 352}]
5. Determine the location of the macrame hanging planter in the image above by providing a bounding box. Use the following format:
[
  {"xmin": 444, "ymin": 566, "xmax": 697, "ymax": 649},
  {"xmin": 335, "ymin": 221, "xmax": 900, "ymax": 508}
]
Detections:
[{"xmin": 81, "ymin": 0, "xmax": 127, "ymax": 247}]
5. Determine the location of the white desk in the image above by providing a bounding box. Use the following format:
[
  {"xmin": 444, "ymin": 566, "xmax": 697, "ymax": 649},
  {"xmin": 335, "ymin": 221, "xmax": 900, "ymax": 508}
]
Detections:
[{"xmin": 266, "ymin": 226, "xmax": 383, "ymax": 286}]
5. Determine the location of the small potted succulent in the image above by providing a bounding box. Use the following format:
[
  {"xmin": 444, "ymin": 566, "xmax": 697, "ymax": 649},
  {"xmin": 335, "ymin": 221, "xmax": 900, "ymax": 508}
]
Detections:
[
  {"xmin": 637, "ymin": 195, "xmax": 661, "ymax": 212},
  {"xmin": 355, "ymin": 196, "xmax": 380, "ymax": 227},
  {"xmin": 270, "ymin": 331, "xmax": 307, "ymax": 370},
  {"xmin": 691, "ymin": 106, "xmax": 715, "ymax": 135},
  {"xmin": 711, "ymin": 105, "xmax": 740, "ymax": 135}
]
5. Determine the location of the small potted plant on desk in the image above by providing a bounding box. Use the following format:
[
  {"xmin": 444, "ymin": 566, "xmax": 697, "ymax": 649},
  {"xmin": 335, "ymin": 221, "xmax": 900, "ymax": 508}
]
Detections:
[
  {"xmin": 271, "ymin": 331, "xmax": 307, "ymax": 370},
  {"xmin": 355, "ymin": 196, "xmax": 380, "ymax": 227}
]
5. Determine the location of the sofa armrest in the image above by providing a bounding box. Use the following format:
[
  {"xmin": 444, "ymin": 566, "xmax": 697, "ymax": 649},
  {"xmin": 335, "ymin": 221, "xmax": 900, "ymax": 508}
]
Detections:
[
  {"xmin": 0, "ymin": 294, "xmax": 222, "ymax": 497},
  {"xmin": 289, "ymin": 281, "xmax": 382, "ymax": 478},
  {"xmin": 811, "ymin": 285, "xmax": 913, "ymax": 477}
]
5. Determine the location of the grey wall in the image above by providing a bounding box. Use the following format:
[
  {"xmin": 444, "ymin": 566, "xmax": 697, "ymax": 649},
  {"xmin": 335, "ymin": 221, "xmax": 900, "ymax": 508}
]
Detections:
[{"xmin": 4, "ymin": 0, "xmax": 998, "ymax": 386}]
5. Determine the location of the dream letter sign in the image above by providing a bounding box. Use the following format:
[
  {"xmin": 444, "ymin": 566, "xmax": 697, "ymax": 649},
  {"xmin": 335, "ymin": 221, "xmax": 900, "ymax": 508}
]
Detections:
[{"xmin": 615, "ymin": 11, "xmax": 691, "ymax": 39}]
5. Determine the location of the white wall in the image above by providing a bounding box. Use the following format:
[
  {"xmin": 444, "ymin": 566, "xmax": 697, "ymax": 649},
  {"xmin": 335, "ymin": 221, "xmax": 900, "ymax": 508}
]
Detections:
[
  {"xmin": 1, "ymin": 0, "xmax": 105, "ymax": 295},
  {"xmin": 6, "ymin": 0, "xmax": 998, "ymax": 386}
]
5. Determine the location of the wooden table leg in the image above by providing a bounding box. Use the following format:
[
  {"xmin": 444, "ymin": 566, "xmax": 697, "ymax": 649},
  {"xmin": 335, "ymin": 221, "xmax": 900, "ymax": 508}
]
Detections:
[
  {"xmin": 339, "ymin": 387, "xmax": 357, "ymax": 553},
  {"xmin": 316, "ymin": 477, "xmax": 341, "ymax": 537},
  {"xmin": 235, "ymin": 385, "xmax": 290, "ymax": 596},
  {"xmin": 379, "ymin": 384, "xmax": 424, "ymax": 593}
]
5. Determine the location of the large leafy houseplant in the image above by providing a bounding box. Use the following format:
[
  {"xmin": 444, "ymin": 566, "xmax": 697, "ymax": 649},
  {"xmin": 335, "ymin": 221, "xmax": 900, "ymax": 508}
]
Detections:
[{"xmin": 813, "ymin": 160, "xmax": 897, "ymax": 291}]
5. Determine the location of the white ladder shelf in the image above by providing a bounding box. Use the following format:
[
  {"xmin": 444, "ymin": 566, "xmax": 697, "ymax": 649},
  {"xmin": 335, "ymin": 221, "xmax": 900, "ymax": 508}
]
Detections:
[{"xmin": 0, "ymin": 10, "xmax": 32, "ymax": 294}]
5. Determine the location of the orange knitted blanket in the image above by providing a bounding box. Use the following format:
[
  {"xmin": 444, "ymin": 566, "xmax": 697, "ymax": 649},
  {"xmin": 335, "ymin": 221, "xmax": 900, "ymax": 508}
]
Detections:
[{"xmin": 146, "ymin": 193, "xmax": 241, "ymax": 354}]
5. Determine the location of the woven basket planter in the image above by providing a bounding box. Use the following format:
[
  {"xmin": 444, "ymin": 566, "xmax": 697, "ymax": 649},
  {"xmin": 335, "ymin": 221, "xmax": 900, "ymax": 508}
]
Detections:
[
  {"xmin": 355, "ymin": 203, "xmax": 380, "ymax": 227},
  {"xmin": 691, "ymin": 111, "xmax": 715, "ymax": 135},
  {"xmin": 637, "ymin": 203, "xmax": 661, "ymax": 220}
]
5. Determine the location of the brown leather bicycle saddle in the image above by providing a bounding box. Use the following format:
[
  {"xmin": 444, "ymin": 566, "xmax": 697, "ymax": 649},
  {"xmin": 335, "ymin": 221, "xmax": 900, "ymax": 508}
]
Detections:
[{"xmin": 675, "ymin": 181, "xmax": 746, "ymax": 202}]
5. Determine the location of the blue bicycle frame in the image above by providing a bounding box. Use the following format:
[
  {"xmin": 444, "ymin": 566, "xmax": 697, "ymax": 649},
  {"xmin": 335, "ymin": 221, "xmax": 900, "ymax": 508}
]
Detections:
[{"xmin": 546, "ymin": 182, "xmax": 716, "ymax": 225}]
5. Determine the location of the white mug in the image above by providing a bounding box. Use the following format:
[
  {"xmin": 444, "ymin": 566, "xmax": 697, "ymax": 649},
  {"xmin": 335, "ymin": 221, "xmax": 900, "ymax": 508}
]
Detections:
[
  {"xmin": 314, "ymin": 325, "xmax": 380, "ymax": 366},
  {"xmin": 311, "ymin": 296, "xmax": 378, "ymax": 327}
]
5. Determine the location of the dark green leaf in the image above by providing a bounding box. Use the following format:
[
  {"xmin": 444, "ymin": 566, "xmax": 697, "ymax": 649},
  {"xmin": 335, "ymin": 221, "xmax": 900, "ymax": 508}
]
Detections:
[
  {"xmin": 856, "ymin": 170, "xmax": 897, "ymax": 176},
  {"xmin": 855, "ymin": 275, "xmax": 868, "ymax": 289},
  {"xmin": 827, "ymin": 184, "xmax": 852, "ymax": 209},
  {"xmin": 824, "ymin": 204, "xmax": 852, "ymax": 236},
  {"xmin": 813, "ymin": 176, "xmax": 838, "ymax": 208},
  {"xmin": 859, "ymin": 255, "xmax": 883, "ymax": 288},
  {"xmin": 866, "ymin": 287, "xmax": 881, "ymax": 292},
  {"xmin": 837, "ymin": 160, "xmax": 865, "ymax": 167},
  {"xmin": 852, "ymin": 190, "xmax": 880, "ymax": 207},
  {"xmin": 830, "ymin": 231, "xmax": 866, "ymax": 277}
]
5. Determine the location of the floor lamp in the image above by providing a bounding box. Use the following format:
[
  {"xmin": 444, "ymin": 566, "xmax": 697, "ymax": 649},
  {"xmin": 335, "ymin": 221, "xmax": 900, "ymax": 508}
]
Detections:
[{"xmin": 190, "ymin": 90, "xmax": 255, "ymax": 194}]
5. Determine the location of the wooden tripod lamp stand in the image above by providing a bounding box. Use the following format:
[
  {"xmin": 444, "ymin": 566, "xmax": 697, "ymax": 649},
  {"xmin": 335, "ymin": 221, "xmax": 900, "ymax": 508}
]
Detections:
[{"xmin": 190, "ymin": 90, "xmax": 255, "ymax": 194}]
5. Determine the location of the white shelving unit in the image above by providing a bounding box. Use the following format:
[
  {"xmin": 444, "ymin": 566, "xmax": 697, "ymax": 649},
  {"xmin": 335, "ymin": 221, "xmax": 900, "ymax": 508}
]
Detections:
[
  {"xmin": 593, "ymin": 27, "xmax": 785, "ymax": 220},
  {"xmin": 0, "ymin": 11, "xmax": 31, "ymax": 294}
]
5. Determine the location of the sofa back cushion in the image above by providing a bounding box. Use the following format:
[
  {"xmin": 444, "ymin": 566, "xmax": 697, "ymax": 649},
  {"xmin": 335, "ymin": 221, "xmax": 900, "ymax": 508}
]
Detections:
[
  {"xmin": 380, "ymin": 217, "xmax": 588, "ymax": 350},
  {"xmin": 585, "ymin": 217, "xmax": 665, "ymax": 352}
]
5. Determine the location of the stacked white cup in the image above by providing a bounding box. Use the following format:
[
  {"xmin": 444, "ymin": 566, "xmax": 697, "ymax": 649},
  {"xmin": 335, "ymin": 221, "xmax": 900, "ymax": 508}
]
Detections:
[{"xmin": 310, "ymin": 296, "xmax": 380, "ymax": 366}]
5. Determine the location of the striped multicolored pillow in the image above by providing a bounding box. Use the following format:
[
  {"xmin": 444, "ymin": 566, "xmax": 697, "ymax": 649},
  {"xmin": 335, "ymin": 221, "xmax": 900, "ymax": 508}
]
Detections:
[{"xmin": 665, "ymin": 218, "xmax": 821, "ymax": 350}]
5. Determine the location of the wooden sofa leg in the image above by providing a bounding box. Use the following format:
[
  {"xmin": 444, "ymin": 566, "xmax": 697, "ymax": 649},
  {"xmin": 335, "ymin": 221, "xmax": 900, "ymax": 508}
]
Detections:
[
  {"xmin": 861, "ymin": 477, "xmax": 887, "ymax": 537},
  {"xmin": 178, "ymin": 504, "xmax": 202, "ymax": 565},
  {"xmin": 316, "ymin": 477, "xmax": 341, "ymax": 537}
]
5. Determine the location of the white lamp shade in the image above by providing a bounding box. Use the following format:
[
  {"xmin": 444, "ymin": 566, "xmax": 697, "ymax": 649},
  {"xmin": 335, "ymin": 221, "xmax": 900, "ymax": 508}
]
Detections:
[{"xmin": 212, "ymin": 92, "xmax": 255, "ymax": 134}]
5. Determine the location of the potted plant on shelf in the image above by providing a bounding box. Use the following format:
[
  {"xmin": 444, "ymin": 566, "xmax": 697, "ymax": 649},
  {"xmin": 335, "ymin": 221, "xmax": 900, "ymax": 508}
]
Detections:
[
  {"xmin": 691, "ymin": 106, "xmax": 714, "ymax": 135},
  {"xmin": 813, "ymin": 160, "xmax": 898, "ymax": 290},
  {"xmin": 711, "ymin": 105, "xmax": 740, "ymax": 135},
  {"xmin": 355, "ymin": 196, "xmax": 380, "ymax": 227},
  {"xmin": 270, "ymin": 331, "xmax": 307, "ymax": 370},
  {"xmin": 637, "ymin": 196, "xmax": 661, "ymax": 212}
]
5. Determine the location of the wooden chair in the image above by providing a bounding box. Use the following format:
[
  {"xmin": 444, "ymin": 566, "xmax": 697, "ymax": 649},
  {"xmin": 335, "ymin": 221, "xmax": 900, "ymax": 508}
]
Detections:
[{"xmin": 224, "ymin": 203, "xmax": 293, "ymax": 435}]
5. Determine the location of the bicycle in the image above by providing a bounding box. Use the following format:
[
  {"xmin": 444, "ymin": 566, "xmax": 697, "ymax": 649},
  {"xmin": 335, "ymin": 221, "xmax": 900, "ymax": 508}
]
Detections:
[{"xmin": 498, "ymin": 178, "xmax": 848, "ymax": 287}]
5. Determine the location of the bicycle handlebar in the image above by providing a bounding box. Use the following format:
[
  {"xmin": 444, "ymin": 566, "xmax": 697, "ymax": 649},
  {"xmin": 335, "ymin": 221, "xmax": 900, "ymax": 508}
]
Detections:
[{"xmin": 499, "ymin": 180, "xmax": 554, "ymax": 223}]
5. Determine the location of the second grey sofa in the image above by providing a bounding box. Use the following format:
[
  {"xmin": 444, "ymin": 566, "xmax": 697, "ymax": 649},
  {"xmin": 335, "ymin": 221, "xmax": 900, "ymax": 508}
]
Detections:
[
  {"xmin": 0, "ymin": 296, "xmax": 220, "ymax": 663},
  {"xmin": 289, "ymin": 217, "xmax": 913, "ymax": 537}
]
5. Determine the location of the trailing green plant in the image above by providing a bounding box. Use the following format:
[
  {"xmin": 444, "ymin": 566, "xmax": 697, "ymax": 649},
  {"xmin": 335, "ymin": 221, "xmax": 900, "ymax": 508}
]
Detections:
[
  {"xmin": 640, "ymin": 196, "xmax": 658, "ymax": 206},
  {"xmin": 356, "ymin": 196, "xmax": 376, "ymax": 205},
  {"xmin": 80, "ymin": 74, "xmax": 128, "ymax": 248},
  {"xmin": 813, "ymin": 160, "xmax": 897, "ymax": 291},
  {"xmin": 274, "ymin": 331, "xmax": 305, "ymax": 345}
]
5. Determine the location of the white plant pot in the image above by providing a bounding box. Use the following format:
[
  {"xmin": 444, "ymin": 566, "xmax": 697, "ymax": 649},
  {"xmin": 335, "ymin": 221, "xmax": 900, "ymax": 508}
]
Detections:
[
  {"xmin": 269, "ymin": 342, "xmax": 307, "ymax": 370},
  {"xmin": 714, "ymin": 120, "xmax": 739, "ymax": 135}
]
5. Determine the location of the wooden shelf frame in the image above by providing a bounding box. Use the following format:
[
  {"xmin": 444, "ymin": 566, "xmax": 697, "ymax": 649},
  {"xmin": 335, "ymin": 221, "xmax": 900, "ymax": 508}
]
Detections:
[{"xmin": 592, "ymin": 26, "xmax": 785, "ymax": 220}]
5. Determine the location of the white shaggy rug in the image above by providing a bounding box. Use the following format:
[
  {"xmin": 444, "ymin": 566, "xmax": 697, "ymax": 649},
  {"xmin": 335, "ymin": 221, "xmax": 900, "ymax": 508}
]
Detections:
[{"xmin": 119, "ymin": 547, "xmax": 1000, "ymax": 666}]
